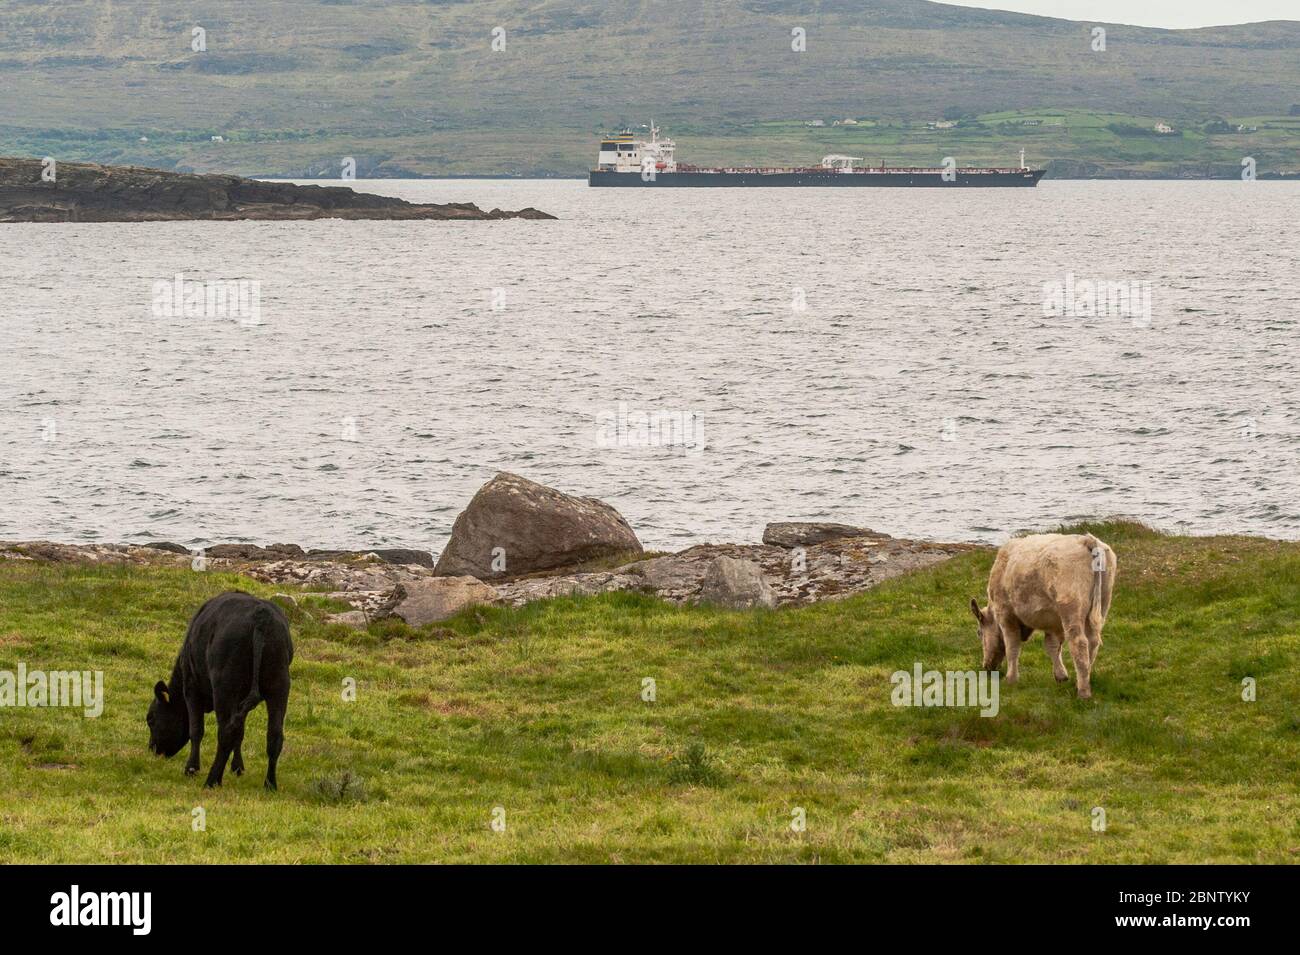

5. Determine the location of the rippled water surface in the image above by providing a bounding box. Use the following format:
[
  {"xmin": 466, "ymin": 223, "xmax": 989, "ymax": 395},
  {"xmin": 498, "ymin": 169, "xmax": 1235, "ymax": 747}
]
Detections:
[{"xmin": 1, "ymin": 179, "xmax": 1297, "ymax": 551}]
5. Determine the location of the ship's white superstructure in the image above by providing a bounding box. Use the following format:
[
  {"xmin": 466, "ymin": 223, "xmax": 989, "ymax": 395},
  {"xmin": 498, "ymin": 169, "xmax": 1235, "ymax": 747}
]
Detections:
[{"xmin": 595, "ymin": 124, "xmax": 677, "ymax": 174}]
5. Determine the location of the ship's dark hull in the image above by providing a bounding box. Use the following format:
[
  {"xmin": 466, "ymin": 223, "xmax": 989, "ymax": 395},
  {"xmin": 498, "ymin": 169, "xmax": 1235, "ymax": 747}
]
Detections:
[{"xmin": 589, "ymin": 169, "xmax": 1045, "ymax": 187}]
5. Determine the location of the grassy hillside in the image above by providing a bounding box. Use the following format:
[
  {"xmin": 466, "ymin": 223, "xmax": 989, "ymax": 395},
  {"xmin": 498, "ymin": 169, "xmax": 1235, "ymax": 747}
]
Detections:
[
  {"xmin": 669, "ymin": 109, "xmax": 1300, "ymax": 178},
  {"xmin": 0, "ymin": 0, "xmax": 1297, "ymax": 176},
  {"xmin": 1, "ymin": 521, "xmax": 1297, "ymax": 863}
]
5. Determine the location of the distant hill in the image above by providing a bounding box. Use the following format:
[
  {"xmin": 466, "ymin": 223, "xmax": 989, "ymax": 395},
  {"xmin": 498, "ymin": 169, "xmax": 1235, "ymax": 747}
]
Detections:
[{"xmin": 1, "ymin": 0, "xmax": 1297, "ymax": 176}]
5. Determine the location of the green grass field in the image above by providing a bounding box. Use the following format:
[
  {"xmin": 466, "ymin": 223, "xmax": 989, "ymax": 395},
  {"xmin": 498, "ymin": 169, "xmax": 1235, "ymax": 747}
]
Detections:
[
  {"xmin": 1, "ymin": 521, "xmax": 1297, "ymax": 863},
  {"xmin": 703, "ymin": 110, "xmax": 1300, "ymax": 178}
]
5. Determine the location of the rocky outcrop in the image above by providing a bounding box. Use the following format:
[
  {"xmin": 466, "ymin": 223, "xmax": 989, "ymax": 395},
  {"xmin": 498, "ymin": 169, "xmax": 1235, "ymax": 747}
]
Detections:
[
  {"xmin": 0, "ymin": 541, "xmax": 193, "ymax": 566},
  {"xmin": 251, "ymin": 558, "xmax": 426, "ymax": 594},
  {"xmin": 433, "ymin": 472, "xmax": 643, "ymax": 580},
  {"xmin": 138, "ymin": 541, "xmax": 191, "ymax": 555},
  {"xmin": 0, "ymin": 157, "xmax": 556, "ymax": 222},
  {"xmin": 1, "ymin": 527, "xmax": 979, "ymax": 619},
  {"xmin": 381, "ymin": 577, "xmax": 500, "ymax": 627},
  {"xmin": 698, "ymin": 556, "xmax": 775, "ymax": 609},
  {"xmin": 762, "ymin": 522, "xmax": 887, "ymax": 548},
  {"xmin": 495, "ymin": 536, "xmax": 979, "ymax": 608}
]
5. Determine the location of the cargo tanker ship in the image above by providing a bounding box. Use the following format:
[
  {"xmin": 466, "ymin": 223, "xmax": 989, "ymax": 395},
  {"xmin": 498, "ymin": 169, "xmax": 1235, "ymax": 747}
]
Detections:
[{"xmin": 588, "ymin": 125, "xmax": 1044, "ymax": 187}]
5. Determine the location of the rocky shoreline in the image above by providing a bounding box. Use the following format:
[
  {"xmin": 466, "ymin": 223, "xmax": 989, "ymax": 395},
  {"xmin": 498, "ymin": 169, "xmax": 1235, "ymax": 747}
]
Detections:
[
  {"xmin": 0, "ymin": 473, "xmax": 982, "ymax": 628},
  {"xmin": 0, "ymin": 157, "xmax": 555, "ymax": 222}
]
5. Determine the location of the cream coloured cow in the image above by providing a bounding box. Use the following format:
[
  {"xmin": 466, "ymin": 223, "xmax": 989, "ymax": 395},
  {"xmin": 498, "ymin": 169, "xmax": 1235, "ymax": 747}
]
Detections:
[{"xmin": 970, "ymin": 533, "xmax": 1117, "ymax": 699}]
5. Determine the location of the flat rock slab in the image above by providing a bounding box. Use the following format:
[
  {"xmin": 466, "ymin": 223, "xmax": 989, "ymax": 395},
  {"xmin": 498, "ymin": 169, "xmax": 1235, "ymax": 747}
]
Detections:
[
  {"xmin": 699, "ymin": 555, "xmax": 776, "ymax": 609},
  {"xmin": 494, "ymin": 571, "xmax": 639, "ymax": 607},
  {"xmin": 304, "ymin": 548, "xmax": 435, "ymax": 568},
  {"xmin": 385, "ymin": 577, "xmax": 500, "ymax": 627},
  {"xmin": 239, "ymin": 559, "xmax": 432, "ymax": 593},
  {"xmin": 762, "ymin": 522, "xmax": 889, "ymax": 548},
  {"xmin": 0, "ymin": 541, "xmax": 191, "ymax": 566},
  {"xmin": 324, "ymin": 610, "xmax": 369, "ymax": 629}
]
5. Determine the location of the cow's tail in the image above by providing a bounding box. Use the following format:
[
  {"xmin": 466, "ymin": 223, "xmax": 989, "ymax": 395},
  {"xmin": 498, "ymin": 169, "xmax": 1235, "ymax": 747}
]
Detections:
[
  {"xmin": 238, "ymin": 605, "xmax": 272, "ymax": 716},
  {"xmin": 1084, "ymin": 534, "xmax": 1108, "ymax": 634}
]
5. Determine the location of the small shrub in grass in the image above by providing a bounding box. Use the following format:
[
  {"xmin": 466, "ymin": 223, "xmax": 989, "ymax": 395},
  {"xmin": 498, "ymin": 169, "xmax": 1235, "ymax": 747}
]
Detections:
[
  {"xmin": 569, "ymin": 747, "xmax": 658, "ymax": 781},
  {"xmin": 10, "ymin": 728, "xmax": 68, "ymax": 759},
  {"xmin": 366, "ymin": 618, "xmax": 455, "ymax": 642},
  {"xmin": 268, "ymin": 594, "xmax": 303, "ymax": 623},
  {"xmin": 1048, "ymin": 518, "xmax": 1162, "ymax": 540},
  {"xmin": 298, "ymin": 595, "xmax": 357, "ymax": 616},
  {"xmin": 369, "ymin": 617, "xmax": 415, "ymax": 641},
  {"xmin": 668, "ymin": 742, "xmax": 726, "ymax": 787},
  {"xmin": 310, "ymin": 770, "xmax": 368, "ymax": 803},
  {"xmin": 511, "ymin": 628, "xmax": 535, "ymax": 661},
  {"xmin": 1227, "ymin": 650, "xmax": 1288, "ymax": 681},
  {"xmin": 906, "ymin": 739, "xmax": 973, "ymax": 771}
]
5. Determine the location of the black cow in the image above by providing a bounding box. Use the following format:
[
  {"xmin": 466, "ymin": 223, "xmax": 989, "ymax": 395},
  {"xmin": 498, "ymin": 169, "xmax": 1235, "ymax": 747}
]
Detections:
[{"xmin": 147, "ymin": 591, "xmax": 293, "ymax": 789}]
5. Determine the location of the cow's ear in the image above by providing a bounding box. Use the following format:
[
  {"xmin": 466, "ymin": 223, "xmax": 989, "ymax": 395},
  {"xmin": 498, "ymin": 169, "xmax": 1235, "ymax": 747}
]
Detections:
[
  {"xmin": 969, "ymin": 598, "xmax": 984, "ymax": 624},
  {"xmin": 154, "ymin": 680, "xmax": 170, "ymax": 704}
]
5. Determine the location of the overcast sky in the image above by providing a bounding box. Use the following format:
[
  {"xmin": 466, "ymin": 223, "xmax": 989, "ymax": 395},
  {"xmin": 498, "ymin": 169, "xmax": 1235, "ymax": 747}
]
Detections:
[{"xmin": 939, "ymin": 1, "xmax": 1296, "ymax": 28}]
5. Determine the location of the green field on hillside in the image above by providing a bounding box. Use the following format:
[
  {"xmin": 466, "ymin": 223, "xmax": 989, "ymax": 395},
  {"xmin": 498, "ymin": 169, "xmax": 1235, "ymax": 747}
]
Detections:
[
  {"xmin": 1, "ymin": 521, "xmax": 1297, "ymax": 863},
  {"xmin": 689, "ymin": 110, "xmax": 1300, "ymax": 177},
  {"xmin": 4, "ymin": 109, "xmax": 1296, "ymax": 178},
  {"xmin": 0, "ymin": 0, "xmax": 1297, "ymax": 178}
]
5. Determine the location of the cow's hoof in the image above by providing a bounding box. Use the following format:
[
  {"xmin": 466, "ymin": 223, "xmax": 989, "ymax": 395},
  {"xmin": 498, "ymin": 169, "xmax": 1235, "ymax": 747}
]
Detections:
[
  {"xmin": 1076, "ymin": 691, "xmax": 1092, "ymax": 701},
  {"xmin": 184, "ymin": 765, "xmax": 198, "ymax": 776},
  {"xmin": 1055, "ymin": 674, "xmax": 1069, "ymax": 683},
  {"xmin": 264, "ymin": 779, "xmax": 277, "ymax": 792},
  {"xmin": 204, "ymin": 779, "xmax": 222, "ymax": 789},
  {"xmin": 231, "ymin": 765, "xmax": 244, "ymax": 777}
]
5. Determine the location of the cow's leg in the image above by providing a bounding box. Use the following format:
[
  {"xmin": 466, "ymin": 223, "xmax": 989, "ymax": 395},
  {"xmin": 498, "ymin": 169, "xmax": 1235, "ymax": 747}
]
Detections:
[
  {"xmin": 263, "ymin": 684, "xmax": 288, "ymax": 792},
  {"xmin": 1043, "ymin": 631, "xmax": 1069, "ymax": 682},
  {"xmin": 996, "ymin": 610, "xmax": 1023, "ymax": 684},
  {"xmin": 1065, "ymin": 621, "xmax": 1092, "ymax": 699},
  {"xmin": 1088, "ymin": 629, "xmax": 1103, "ymax": 669},
  {"xmin": 204, "ymin": 699, "xmax": 246, "ymax": 788},
  {"xmin": 225, "ymin": 715, "xmax": 247, "ymax": 781},
  {"xmin": 183, "ymin": 696, "xmax": 204, "ymax": 776}
]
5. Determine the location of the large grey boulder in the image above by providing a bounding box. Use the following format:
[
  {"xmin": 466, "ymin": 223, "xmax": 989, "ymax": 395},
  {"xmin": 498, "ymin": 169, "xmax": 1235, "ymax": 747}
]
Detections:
[
  {"xmin": 433, "ymin": 473, "xmax": 642, "ymax": 579},
  {"xmin": 698, "ymin": 556, "xmax": 775, "ymax": 609},
  {"xmin": 761, "ymin": 522, "xmax": 887, "ymax": 549},
  {"xmin": 384, "ymin": 577, "xmax": 500, "ymax": 627}
]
